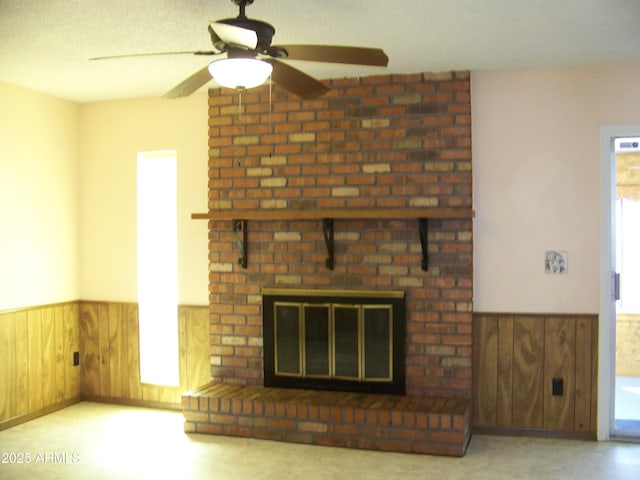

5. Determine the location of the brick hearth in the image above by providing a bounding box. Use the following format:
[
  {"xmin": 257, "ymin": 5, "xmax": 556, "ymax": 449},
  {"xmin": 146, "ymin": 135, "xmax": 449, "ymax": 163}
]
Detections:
[{"xmin": 183, "ymin": 384, "xmax": 471, "ymax": 456}]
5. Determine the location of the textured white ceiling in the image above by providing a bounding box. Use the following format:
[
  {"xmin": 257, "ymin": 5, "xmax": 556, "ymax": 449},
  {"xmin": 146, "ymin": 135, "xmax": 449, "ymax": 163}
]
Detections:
[{"xmin": 1, "ymin": 0, "xmax": 639, "ymax": 103}]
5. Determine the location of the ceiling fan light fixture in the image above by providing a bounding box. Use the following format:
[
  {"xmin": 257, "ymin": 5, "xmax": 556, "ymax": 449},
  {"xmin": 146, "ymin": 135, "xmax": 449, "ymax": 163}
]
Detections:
[{"xmin": 208, "ymin": 57, "xmax": 272, "ymax": 90}]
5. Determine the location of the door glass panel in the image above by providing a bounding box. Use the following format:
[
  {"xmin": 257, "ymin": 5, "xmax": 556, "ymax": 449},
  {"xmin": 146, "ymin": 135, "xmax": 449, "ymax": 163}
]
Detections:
[
  {"xmin": 364, "ymin": 306, "xmax": 392, "ymax": 380},
  {"xmin": 275, "ymin": 304, "xmax": 301, "ymax": 376},
  {"xmin": 304, "ymin": 305, "xmax": 330, "ymax": 376},
  {"xmin": 334, "ymin": 306, "xmax": 359, "ymax": 379}
]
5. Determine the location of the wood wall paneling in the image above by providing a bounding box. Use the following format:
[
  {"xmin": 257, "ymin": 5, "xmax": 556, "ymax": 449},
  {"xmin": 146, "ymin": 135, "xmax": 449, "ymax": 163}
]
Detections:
[
  {"xmin": 0, "ymin": 303, "xmax": 81, "ymax": 427},
  {"xmin": 41, "ymin": 308, "xmax": 57, "ymax": 407},
  {"xmin": 574, "ymin": 317, "xmax": 593, "ymax": 432},
  {"xmin": 2, "ymin": 301, "xmax": 207, "ymax": 427},
  {"xmin": 496, "ymin": 315, "xmax": 514, "ymax": 427},
  {"xmin": 14, "ymin": 311, "xmax": 29, "ymax": 417},
  {"xmin": 543, "ymin": 316, "xmax": 575, "ymax": 431},
  {"xmin": 180, "ymin": 306, "xmax": 211, "ymax": 392},
  {"xmin": 63, "ymin": 303, "xmax": 81, "ymax": 400},
  {"xmin": 590, "ymin": 318, "xmax": 599, "ymax": 433},
  {"xmin": 27, "ymin": 309, "xmax": 44, "ymax": 412},
  {"xmin": 79, "ymin": 302, "xmax": 210, "ymax": 406},
  {"xmin": 97, "ymin": 304, "xmax": 110, "ymax": 397},
  {"xmin": 79, "ymin": 302, "xmax": 101, "ymax": 396},
  {"xmin": 54, "ymin": 306, "xmax": 65, "ymax": 403},
  {"xmin": 472, "ymin": 314, "xmax": 497, "ymax": 425},
  {"xmin": 0, "ymin": 313, "xmax": 17, "ymax": 420},
  {"xmin": 512, "ymin": 316, "xmax": 544, "ymax": 429},
  {"xmin": 107, "ymin": 303, "xmax": 133, "ymax": 398},
  {"xmin": 125, "ymin": 305, "xmax": 142, "ymax": 401},
  {"xmin": 473, "ymin": 313, "xmax": 598, "ymax": 436}
]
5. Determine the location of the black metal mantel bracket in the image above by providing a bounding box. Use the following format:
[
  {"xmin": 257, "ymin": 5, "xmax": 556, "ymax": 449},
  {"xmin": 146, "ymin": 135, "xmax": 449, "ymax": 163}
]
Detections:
[
  {"xmin": 233, "ymin": 219, "xmax": 248, "ymax": 269},
  {"xmin": 419, "ymin": 218, "xmax": 429, "ymax": 271},
  {"xmin": 228, "ymin": 217, "xmax": 430, "ymax": 271},
  {"xmin": 322, "ymin": 218, "xmax": 334, "ymax": 270}
]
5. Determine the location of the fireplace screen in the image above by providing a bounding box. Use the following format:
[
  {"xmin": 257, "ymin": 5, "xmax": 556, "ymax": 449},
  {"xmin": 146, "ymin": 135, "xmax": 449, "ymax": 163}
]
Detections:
[{"xmin": 263, "ymin": 289, "xmax": 405, "ymax": 394}]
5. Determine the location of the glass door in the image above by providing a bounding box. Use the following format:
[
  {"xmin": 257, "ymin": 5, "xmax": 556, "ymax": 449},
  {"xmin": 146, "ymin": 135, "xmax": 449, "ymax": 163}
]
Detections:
[{"xmin": 613, "ymin": 137, "xmax": 640, "ymax": 438}]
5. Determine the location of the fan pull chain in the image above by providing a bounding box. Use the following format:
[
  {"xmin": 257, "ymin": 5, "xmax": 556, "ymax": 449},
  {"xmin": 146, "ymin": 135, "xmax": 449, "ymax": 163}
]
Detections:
[{"xmin": 237, "ymin": 88, "xmax": 242, "ymax": 121}]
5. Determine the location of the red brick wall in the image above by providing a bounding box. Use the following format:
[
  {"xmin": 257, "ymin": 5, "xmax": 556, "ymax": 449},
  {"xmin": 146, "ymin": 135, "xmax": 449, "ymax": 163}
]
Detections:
[{"xmin": 206, "ymin": 71, "xmax": 472, "ymax": 399}]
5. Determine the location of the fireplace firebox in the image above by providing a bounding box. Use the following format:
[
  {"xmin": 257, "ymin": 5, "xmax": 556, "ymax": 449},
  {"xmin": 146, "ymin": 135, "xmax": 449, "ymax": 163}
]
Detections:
[{"xmin": 262, "ymin": 288, "xmax": 405, "ymax": 395}]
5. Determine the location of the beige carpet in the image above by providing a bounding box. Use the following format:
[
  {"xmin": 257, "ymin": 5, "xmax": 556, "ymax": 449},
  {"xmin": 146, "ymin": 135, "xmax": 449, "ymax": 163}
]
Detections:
[{"xmin": 1, "ymin": 401, "xmax": 639, "ymax": 480}]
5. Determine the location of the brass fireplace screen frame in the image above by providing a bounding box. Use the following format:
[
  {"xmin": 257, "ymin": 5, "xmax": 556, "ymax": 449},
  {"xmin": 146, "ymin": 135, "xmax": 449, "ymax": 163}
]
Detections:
[{"xmin": 263, "ymin": 288, "xmax": 406, "ymax": 395}]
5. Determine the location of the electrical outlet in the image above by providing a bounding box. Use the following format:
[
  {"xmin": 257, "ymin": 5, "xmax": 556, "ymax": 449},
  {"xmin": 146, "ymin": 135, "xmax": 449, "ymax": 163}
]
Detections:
[
  {"xmin": 73, "ymin": 351, "xmax": 80, "ymax": 366},
  {"xmin": 552, "ymin": 378, "xmax": 563, "ymax": 396}
]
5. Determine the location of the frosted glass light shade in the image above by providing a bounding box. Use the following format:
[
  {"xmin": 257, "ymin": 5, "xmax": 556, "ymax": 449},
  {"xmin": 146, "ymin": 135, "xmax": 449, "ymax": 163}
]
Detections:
[{"xmin": 208, "ymin": 58, "xmax": 272, "ymax": 90}]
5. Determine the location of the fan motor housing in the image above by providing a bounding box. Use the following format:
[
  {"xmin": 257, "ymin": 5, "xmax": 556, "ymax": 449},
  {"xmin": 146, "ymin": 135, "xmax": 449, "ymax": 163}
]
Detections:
[{"xmin": 218, "ymin": 17, "xmax": 275, "ymax": 52}]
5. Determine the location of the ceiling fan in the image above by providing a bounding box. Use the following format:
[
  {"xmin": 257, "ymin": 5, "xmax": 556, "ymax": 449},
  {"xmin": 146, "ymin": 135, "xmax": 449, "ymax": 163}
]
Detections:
[{"xmin": 92, "ymin": 0, "xmax": 389, "ymax": 99}]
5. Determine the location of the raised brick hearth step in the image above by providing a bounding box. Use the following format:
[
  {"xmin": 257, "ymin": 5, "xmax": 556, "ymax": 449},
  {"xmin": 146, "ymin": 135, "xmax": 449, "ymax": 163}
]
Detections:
[{"xmin": 182, "ymin": 383, "xmax": 472, "ymax": 457}]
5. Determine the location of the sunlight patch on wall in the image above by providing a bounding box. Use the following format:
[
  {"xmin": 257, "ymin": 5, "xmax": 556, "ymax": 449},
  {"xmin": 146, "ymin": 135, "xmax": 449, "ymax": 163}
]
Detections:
[{"xmin": 137, "ymin": 150, "xmax": 179, "ymax": 386}]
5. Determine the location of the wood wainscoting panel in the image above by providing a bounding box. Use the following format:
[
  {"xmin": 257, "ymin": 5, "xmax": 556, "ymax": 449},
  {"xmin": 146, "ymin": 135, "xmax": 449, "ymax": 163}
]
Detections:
[
  {"xmin": 41, "ymin": 308, "xmax": 57, "ymax": 407},
  {"xmin": 0, "ymin": 312, "xmax": 17, "ymax": 420},
  {"xmin": 27, "ymin": 309, "xmax": 44, "ymax": 413},
  {"xmin": 107, "ymin": 303, "xmax": 139, "ymax": 399},
  {"xmin": 1, "ymin": 301, "xmax": 209, "ymax": 428},
  {"xmin": 14, "ymin": 311, "xmax": 29, "ymax": 418},
  {"xmin": 62, "ymin": 303, "xmax": 81, "ymax": 401},
  {"xmin": 590, "ymin": 317, "xmax": 599, "ymax": 434},
  {"xmin": 496, "ymin": 315, "xmax": 514, "ymax": 427},
  {"xmin": 512, "ymin": 316, "xmax": 544, "ymax": 429},
  {"xmin": 472, "ymin": 314, "xmax": 497, "ymax": 425},
  {"xmin": 179, "ymin": 305, "xmax": 211, "ymax": 393},
  {"xmin": 0, "ymin": 303, "xmax": 81, "ymax": 429},
  {"xmin": 53, "ymin": 307, "xmax": 66, "ymax": 403},
  {"xmin": 125, "ymin": 305, "xmax": 143, "ymax": 401},
  {"xmin": 473, "ymin": 313, "xmax": 598, "ymax": 438},
  {"xmin": 97, "ymin": 304, "xmax": 111, "ymax": 397},
  {"xmin": 79, "ymin": 302, "xmax": 102, "ymax": 396},
  {"xmin": 574, "ymin": 317, "xmax": 594, "ymax": 432},
  {"xmin": 543, "ymin": 316, "xmax": 576, "ymax": 431}
]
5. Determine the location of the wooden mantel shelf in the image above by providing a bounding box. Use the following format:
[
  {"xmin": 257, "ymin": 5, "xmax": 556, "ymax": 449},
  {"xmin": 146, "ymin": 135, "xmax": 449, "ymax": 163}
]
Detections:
[
  {"xmin": 192, "ymin": 208, "xmax": 474, "ymax": 271},
  {"xmin": 191, "ymin": 208, "xmax": 474, "ymax": 221}
]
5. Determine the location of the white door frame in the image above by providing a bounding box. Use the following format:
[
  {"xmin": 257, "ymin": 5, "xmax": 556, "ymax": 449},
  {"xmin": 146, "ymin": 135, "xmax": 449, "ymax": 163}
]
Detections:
[{"xmin": 598, "ymin": 124, "xmax": 640, "ymax": 440}]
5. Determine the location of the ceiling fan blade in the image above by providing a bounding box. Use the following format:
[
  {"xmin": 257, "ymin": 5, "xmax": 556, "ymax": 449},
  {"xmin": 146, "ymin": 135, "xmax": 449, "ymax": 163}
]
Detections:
[
  {"xmin": 164, "ymin": 66, "xmax": 212, "ymax": 99},
  {"xmin": 210, "ymin": 21, "xmax": 257, "ymax": 49},
  {"xmin": 89, "ymin": 50, "xmax": 218, "ymax": 61},
  {"xmin": 267, "ymin": 59, "xmax": 329, "ymax": 99},
  {"xmin": 272, "ymin": 45, "xmax": 388, "ymax": 67}
]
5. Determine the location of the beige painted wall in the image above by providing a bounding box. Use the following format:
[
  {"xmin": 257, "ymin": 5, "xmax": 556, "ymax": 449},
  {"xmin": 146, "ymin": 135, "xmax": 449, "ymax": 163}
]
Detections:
[
  {"xmin": 472, "ymin": 65, "xmax": 640, "ymax": 314},
  {"xmin": 6, "ymin": 65, "xmax": 640, "ymax": 313},
  {"xmin": 0, "ymin": 81, "xmax": 80, "ymax": 310},
  {"xmin": 77, "ymin": 93, "xmax": 209, "ymax": 304}
]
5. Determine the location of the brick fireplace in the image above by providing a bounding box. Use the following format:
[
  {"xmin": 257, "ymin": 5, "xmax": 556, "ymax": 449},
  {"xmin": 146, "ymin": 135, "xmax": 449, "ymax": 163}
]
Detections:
[{"xmin": 183, "ymin": 71, "xmax": 473, "ymax": 455}]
